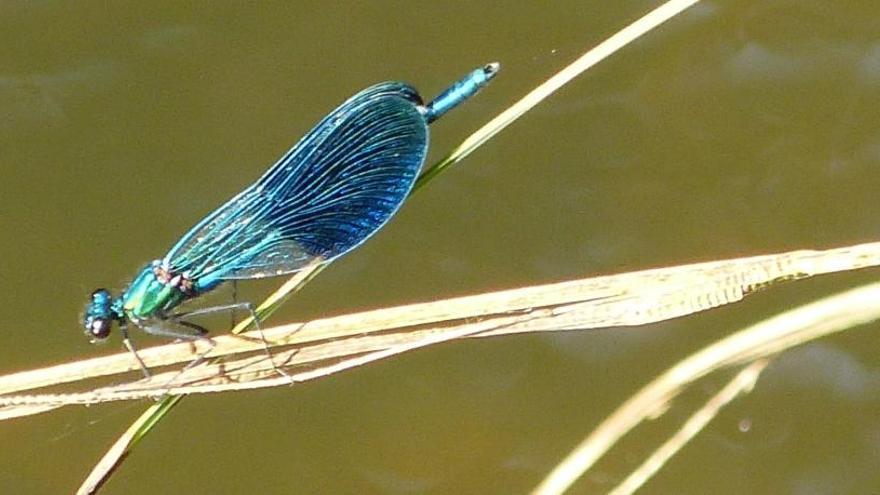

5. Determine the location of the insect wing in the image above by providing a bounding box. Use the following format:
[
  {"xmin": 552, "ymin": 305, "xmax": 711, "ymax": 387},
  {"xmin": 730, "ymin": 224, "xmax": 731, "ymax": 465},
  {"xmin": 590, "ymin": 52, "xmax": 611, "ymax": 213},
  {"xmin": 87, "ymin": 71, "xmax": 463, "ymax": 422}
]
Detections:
[{"xmin": 163, "ymin": 82, "xmax": 428, "ymax": 284}]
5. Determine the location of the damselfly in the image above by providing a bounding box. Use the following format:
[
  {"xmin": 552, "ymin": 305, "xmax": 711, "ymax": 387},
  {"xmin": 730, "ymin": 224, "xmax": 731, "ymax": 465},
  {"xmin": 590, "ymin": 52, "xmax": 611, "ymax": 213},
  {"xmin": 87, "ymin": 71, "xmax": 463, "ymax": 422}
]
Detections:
[{"xmin": 84, "ymin": 63, "xmax": 499, "ymax": 372}]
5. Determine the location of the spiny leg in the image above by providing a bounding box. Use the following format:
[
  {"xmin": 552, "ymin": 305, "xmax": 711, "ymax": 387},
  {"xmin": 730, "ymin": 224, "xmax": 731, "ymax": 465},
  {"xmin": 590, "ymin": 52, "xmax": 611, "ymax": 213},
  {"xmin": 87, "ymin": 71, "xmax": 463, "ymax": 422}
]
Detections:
[
  {"xmin": 139, "ymin": 318, "xmax": 216, "ymax": 392},
  {"xmin": 120, "ymin": 323, "xmax": 151, "ymax": 379},
  {"xmin": 172, "ymin": 303, "xmax": 294, "ymax": 383},
  {"xmin": 234, "ymin": 302, "xmax": 294, "ymax": 383},
  {"xmin": 173, "ymin": 302, "xmax": 254, "ymax": 319}
]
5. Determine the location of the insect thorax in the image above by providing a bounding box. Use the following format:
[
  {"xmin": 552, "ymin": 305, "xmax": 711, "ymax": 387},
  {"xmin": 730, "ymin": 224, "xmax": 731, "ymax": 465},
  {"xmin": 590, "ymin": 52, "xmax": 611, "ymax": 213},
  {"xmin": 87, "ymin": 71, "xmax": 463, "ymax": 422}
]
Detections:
[{"xmin": 121, "ymin": 260, "xmax": 195, "ymax": 321}]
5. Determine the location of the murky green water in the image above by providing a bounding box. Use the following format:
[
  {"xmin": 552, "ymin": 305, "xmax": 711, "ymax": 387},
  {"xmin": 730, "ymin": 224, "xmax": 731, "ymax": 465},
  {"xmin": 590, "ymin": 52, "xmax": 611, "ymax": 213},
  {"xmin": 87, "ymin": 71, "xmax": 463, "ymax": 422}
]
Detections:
[{"xmin": 1, "ymin": 2, "xmax": 879, "ymax": 493}]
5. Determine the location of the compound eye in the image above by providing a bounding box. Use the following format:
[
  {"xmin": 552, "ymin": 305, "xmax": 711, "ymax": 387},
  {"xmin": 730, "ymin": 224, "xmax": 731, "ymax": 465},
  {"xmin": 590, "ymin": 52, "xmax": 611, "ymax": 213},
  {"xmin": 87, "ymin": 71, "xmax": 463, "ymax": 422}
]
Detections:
[{"xmin": 85, "ymin": 317, "xmax": 113, "ymax": 342}]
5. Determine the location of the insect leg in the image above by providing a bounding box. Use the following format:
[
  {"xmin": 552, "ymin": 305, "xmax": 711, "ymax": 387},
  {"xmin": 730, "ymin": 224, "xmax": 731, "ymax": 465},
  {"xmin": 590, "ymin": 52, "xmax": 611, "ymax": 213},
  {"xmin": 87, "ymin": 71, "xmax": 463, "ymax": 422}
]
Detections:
[
  {"xmin": 170, "ymin": 303, "xmax": 294, "ymax": 382},
  {"xmin": 172, "ymin": 302, "xmax": 254, "ymax": 319},
  {"xmin": 242, "ymin": 301, "xmax": 295, "ymax": 384},
  {"xmin": 139, "ymin": 318, "xmax": 217, "ymax": 392},
  {"xmin": 120, "ymin": 322, "xmax": 151, "ymax": 379}
]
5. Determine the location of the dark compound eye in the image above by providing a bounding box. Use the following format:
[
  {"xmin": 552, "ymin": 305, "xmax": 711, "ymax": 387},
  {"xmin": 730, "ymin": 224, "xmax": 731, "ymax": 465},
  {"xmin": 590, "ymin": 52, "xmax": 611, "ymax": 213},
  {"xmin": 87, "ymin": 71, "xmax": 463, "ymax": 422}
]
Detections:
[
  {"xmin": 85, "ymin": 316, "xmax": 112, "ymax": 342},
  {"xmin": 84, "ymin": 288, "xmax": 115, "ymax": 342}
]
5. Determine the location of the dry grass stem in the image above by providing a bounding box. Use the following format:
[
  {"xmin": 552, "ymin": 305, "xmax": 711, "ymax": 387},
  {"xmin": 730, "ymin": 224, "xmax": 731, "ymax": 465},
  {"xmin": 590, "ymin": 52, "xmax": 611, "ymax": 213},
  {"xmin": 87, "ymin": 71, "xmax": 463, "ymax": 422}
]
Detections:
[
  {"xmin": 532, "ymin": 280, "xmax": 880, "ymax": 494},
  {"xmin": 0, "ymin": 241, "xmax": 877, "ymax": 420}
]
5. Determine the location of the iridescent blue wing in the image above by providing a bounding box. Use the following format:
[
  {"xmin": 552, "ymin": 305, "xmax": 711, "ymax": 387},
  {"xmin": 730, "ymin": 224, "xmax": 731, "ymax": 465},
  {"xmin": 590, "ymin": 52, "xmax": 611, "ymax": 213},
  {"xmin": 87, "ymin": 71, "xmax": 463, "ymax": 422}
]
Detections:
[{"xmin": 162, "ymin": 82, "xmax": 428, "ymax": 289}]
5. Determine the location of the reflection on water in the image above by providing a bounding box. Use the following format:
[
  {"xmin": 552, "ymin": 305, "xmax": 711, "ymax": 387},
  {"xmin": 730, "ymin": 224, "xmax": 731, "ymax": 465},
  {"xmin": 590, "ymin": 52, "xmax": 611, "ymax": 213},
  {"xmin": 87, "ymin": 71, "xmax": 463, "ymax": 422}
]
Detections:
[{"xmin": 0, "ymin": 62, "xmax": 116, "ymax": 135}]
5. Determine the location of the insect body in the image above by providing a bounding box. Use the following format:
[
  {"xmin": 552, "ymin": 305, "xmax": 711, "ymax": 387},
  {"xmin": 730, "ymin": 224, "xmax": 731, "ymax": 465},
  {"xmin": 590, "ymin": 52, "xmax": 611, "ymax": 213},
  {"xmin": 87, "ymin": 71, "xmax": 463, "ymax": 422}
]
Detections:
[{"xmin": 83, "ymin": 63, "xmax": 499, "ymax": 353}]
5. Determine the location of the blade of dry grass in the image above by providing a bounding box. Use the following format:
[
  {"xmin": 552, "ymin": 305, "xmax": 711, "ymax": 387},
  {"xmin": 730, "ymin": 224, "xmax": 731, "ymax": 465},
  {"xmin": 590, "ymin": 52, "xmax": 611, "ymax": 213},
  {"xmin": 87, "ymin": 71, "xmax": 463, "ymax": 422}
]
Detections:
[
  {"xmin": 417, "ymin": 0, "xmax": 703, "ymax": 185},
  {"xmin": 607, "ymin": 360, "xmax": 769, "ymax": 495},
  {"xmin": 532, "ymin": 280, "xmax": 880, "ymax": 494},
  {"xmin": 1, "ymin": 240, "xmax": 878, "ymax": 414}
]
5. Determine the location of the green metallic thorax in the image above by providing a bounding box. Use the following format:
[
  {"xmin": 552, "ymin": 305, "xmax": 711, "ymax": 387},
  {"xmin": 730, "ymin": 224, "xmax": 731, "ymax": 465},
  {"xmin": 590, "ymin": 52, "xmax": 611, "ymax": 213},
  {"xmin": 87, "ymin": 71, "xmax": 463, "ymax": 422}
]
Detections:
[{"xmin": 120, "ymin": 262, "xmax": 193, "ymax": 321}]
